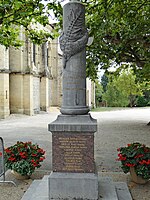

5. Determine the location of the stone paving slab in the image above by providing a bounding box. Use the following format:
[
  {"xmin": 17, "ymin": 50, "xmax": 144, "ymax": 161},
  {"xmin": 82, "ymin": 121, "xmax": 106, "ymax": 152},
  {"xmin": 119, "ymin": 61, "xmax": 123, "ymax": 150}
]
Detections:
[
  {"xmin": 21, "ymin": 180, "xmax": 41, "ymax": 200},
  {"xmin": 115, "ymin": 182, "xmax": 132, "ymax": 200},
  {"xmin": 21, "ymin": 175, "xmax": 132, "ymax": 200},
  {"xmin": 0, "ymin": 108, "xmax": 149, "ymax": 200},
  {"xmin": 98, "ymin": 177, "xmax": 118, "ymax": 200}
]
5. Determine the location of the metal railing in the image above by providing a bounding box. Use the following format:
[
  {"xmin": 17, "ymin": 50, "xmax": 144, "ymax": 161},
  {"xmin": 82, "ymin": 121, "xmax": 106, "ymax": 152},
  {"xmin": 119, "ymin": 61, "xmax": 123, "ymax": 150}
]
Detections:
[{"xmin": 0, "ymin": 137, "xmax": 16, "ymax": 186}]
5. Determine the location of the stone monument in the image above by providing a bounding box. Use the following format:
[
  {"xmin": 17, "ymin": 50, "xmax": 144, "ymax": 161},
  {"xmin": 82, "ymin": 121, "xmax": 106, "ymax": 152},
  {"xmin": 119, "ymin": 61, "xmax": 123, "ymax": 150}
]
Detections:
[{"xmin": 48, "ymin": 1, "xmax": 98, "ymax": 199}]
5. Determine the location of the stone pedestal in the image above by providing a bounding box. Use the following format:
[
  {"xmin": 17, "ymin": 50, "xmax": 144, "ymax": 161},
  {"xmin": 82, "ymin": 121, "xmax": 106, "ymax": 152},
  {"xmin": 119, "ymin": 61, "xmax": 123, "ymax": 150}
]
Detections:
[
  {"xmin": 48, "ymin": 114, "xmax": 98, "ymax": 200},
  {"xmin": 48, "ymin": 1, "xmax": 98, "ymax": 199},
  {"xmin": 49, "ymin": 173, "xmax": 98, "ymax": 200}
]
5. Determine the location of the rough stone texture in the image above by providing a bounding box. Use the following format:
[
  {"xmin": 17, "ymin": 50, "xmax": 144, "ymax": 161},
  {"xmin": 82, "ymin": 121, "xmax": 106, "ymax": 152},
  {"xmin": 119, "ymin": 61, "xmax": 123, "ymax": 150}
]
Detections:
[
  {"xmin": 33, "ymin": 77, "xmax": 40, "ymax": 113},
  {"xmin": 0, "ymin": 45, "xmax": 9, "ymax": 70},
  {"xmin": 0, "ymin": 46, "xmax": 10, "ymax": 118},
  {"xmin": 0, "ymin": 33, "xmax": 61, "ymax": 119},
  {"xmin": 49, "ymin": 172, "xmax": 99, "ymax": 200},
  {"xmin": 40, "ymin": 77, "xmax": 49, "ymax": 111},
  {"xmin": 0, "ymin": 38, "xmax": 95, "ymax": 119},
  {"xmin": 0, "ymin": 73, "xmax": 10, "ymax": 118},
  {"xmin": 60, "ymin": 2, "xmax": 89, "ymax": 115}
]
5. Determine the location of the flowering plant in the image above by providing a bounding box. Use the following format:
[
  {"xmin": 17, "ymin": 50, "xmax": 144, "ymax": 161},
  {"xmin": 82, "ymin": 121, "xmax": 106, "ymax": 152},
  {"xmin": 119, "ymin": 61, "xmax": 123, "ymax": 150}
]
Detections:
[
  {"xmin": 4, "ymin": 141, "xmax": 45, "ymax": 176},
  {"xmin": 117, "ymin": 142, "xmax": 150, "ymax": 180}
]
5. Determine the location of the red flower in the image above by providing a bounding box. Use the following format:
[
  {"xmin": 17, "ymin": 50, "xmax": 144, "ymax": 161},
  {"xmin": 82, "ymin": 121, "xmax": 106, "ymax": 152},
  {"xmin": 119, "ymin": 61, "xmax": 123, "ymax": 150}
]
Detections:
[
  {"xmin": 31, "ymin": 159, "xmax": 38, "ymax": 167},
  {"xmin": 39, "ymin": 157, "xmax": 45, "ymax": 162},
  {"xmin": 125, "ymin": 163, "xmax": 135, "ymax": 167},
  {"xmin": 8, "ymin": 157, "xmax": 16, "ymax": 161},
  {"xmin": 32, "ymin": 153, "xmax": 37, "ymax": 157},
  {"xmin": 134, "ymin": 154, "xmax": 144, "ymax": 159},
  {"xmin": 139, "ymin": 160, "xmax": 150, "ymax": 165},
  {"xmin": 0, "ymin": 152, "xmax": 2, "ymax": 156},
  {"xmin": 144, "ymin": 148, "xmax": 150, "ymax": 152},
  {"xmin": 118, "ymin": 154, "xmax": 127, "ymax": 161},
  {"xmin": 22, "ymin": 155, "xmax": 27, "ymax": 159},
  {"xmin": 5, "ymin": 148, "xmax": 11, "ymax": 153},
  {"xmin": 38, "ymin": 149, "xmax": 45, "ymax": 154},
  {"xmin": 33, "ymin": 163, "xmax": 38, "ymax": 167},
  {"xmin": 19, "ymin": 152, "xmax": 27, "ymax": 159}
]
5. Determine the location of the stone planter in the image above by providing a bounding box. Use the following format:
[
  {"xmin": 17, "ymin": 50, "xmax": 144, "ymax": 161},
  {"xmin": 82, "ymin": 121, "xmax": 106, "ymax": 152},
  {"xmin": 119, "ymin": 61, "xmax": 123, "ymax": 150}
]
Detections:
[
  {"xmin": 11, "ymin": 170, "xmax": 30, "ymax": 180},
  {"xmin": 130, "ymin": 167, "xmax": 148, "ymax": 184}
]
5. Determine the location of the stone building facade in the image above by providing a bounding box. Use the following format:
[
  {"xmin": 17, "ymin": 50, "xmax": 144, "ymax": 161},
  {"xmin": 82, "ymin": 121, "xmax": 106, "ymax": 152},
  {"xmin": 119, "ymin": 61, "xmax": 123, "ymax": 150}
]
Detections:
[
  {"xmin": 0, "ymin": 25, "xmax": 59, "ymax": 119},
  {"xmin": 0, "ymin": 29, "xmax": 95, "ymax": 119}
]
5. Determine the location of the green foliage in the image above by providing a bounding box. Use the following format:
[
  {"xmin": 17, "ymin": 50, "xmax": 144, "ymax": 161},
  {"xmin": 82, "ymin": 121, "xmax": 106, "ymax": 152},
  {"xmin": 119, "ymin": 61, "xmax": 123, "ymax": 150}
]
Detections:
[
  {"xmin": 4, "ymin": 141, "xmax": 45, "ymax": 176},
  {"xmin": 117, "ymin": 142, "xmax": 150, "ymax": 180},
  {"xmin": 95, "ymin": 80, "xmax": 103, "ymax": 106},
  {"xmin": 84, "ymin": 0, "xmax": 150, "ymax": 81},
  {"xmin": 116, "ymin": 67, "xmax": 142, "ymax": 107},
  {"xmin": 103, "ymin": 69, "xmax": 143, "ymax": 107},
  {"xmin": 49, "ymin": 0, "xmax": 149, "ymax": 81},
  {"xmin": 0, "ymin": 0, "xmax": 62, "ymax": 47},
  {"xmin": 3, "ymin": 0, "xmax": 148, "ymax": 81},
  {"xmin": 12, "ymin": 160, "xmax": 35, "ymax": 176},
  {"xmin": 101, "ymin": 74, "xmax": 108, "ymax": 92},
  {"xmin": 136, "ymin": 96, "xmax": 149, "ymax": 107},
  {"xmin": 103, "ymin": 80, "xmax": 129, "ymax": 107}
]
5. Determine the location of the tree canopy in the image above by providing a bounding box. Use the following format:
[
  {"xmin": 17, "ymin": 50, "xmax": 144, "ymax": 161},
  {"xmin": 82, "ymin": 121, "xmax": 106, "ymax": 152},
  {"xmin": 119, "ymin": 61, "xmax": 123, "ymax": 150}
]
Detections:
[
  {"xmin": 0, "ymin": 0, "xmax": 149, "ymax": 82},
  {"xmin": 0, "ymin": 0, "xmax": 61, "ymax": 47},
  {"xmin": 85, "ymin": 0, "xmax": 150, "ymax": 81},
  {"xmin": 102, "ymin": 69, "xmax": 144, "ymax": 107}
]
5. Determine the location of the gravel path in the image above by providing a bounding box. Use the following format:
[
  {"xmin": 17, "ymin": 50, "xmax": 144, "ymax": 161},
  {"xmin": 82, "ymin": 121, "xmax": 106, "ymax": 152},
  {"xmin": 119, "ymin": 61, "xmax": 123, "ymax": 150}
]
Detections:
[{"xmin": 0, "ymin": 107, "xmax": 149, "ymax": 200}]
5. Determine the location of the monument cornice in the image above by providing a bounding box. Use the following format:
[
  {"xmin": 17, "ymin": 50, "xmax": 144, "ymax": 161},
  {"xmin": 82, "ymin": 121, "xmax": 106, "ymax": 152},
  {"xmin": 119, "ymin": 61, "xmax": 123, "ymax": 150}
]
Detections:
[{"xmin": 49, "ymin": 114, "xmax": 97, "ymax": 133}]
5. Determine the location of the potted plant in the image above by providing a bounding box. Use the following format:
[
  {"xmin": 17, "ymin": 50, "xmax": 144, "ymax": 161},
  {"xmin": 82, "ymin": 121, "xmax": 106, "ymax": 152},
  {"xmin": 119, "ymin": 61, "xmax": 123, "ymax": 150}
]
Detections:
[
  {"xmin": 4, "ymin": 141, "xmax": 45, "ymax": 179},
  {"xmin": 117, "ymin": 142, "xmax": 150, "ymax": 184}
]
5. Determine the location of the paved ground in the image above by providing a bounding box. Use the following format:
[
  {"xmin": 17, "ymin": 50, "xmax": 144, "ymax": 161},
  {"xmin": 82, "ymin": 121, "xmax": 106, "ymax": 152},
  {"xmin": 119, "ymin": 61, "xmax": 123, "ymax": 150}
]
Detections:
[{"xmin": 0, "ymin": 107, "xmax": 150, "ymax": 200}]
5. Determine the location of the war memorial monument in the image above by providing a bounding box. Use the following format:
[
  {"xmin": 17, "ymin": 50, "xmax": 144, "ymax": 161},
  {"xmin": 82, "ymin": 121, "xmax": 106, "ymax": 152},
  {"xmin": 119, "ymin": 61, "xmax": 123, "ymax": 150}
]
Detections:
[
  {"xmin": 20, "ymin": 1, "xmax": 132, "ymax": 199},
  {"xmin": 48, "ymin": 0, "xmax": 98, "ymax": 199}
]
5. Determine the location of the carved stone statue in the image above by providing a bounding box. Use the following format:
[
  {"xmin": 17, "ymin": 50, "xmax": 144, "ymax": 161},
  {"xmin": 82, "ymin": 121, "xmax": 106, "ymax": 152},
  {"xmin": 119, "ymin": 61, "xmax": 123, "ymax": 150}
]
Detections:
[
  {"xmin": 59, "ymin": 1, "xmax": 89, "ymax": 115},
  {"xmin": 59, "ymin": 1, "xmax": 88, "ymax": 68}
]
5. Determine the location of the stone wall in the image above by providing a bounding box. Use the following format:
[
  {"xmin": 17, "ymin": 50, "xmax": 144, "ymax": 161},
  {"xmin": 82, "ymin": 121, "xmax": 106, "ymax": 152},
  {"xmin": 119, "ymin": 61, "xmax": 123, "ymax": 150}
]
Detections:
[
  {"xmin": 0, "ymin": 26, "xmax": 60, "ymax": 118},
  {"xmin": 33, "ymin": 77, "xmax": 40, "ymax": 113},
  {"xmin": 86, "ymin": 78, "xmax": 95, "ymax": 109},
  {"xmin": 0, "ymin": 29, "xmax": 95, "ymax": 119},
  {"xmin": 0, "ymin": 46, "xmax": 10, "ymax": 118}
]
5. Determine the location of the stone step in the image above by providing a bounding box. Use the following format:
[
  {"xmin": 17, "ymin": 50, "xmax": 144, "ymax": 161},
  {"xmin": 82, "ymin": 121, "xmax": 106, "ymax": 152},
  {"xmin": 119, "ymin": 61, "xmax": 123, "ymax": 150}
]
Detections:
[
  {"xmin": 98, "ymin": 177, "xmax": 118, "ymax": 200},
  {"xmin": 21, "ymin": 175, "xmax": 132, "ymax": 200},
  {"xmin": 42, "ymin": 175, "xmax": 49, "ymax": 181},
  {"xmin": 21, "ymin": 180, "xmax": 42, "ymax": 200},
  {"xmin": 115, "ymin": 182, "xmax": 132, "ymax": 200},
  {"xmin": 21, "ymin": 177, "xmax": 49, "ymax": 200},
  {"xmin": 31, "ymin": 180, "xmax": 48, "ymax": 200}
]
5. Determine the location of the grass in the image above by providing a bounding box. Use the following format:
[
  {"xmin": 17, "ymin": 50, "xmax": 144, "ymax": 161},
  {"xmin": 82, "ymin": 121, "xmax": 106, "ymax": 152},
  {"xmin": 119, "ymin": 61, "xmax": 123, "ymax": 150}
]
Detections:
[{"xmin": 91, "ymin": 107, "xmax": 129, "ymax": 112}]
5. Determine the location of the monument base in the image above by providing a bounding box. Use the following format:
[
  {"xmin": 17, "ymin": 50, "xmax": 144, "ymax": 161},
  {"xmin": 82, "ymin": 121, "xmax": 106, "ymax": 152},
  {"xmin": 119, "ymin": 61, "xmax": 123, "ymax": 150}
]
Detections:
[{"xmin": 48, "ymin": 172, "xmax": 99, "ymax": 200}]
